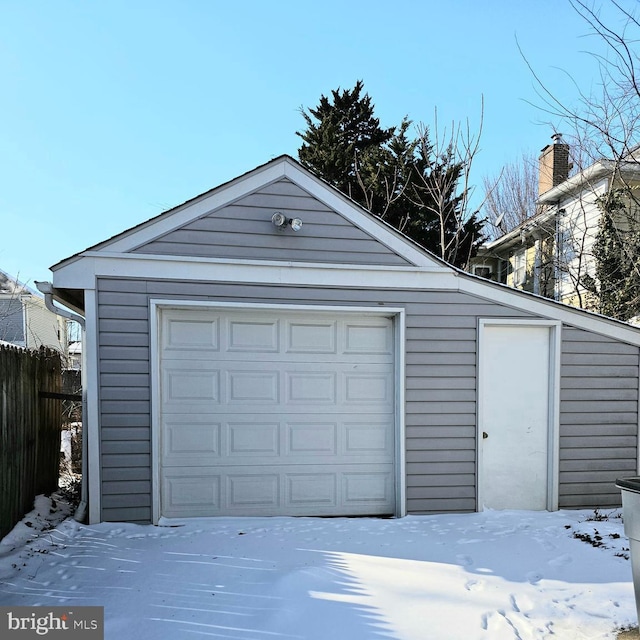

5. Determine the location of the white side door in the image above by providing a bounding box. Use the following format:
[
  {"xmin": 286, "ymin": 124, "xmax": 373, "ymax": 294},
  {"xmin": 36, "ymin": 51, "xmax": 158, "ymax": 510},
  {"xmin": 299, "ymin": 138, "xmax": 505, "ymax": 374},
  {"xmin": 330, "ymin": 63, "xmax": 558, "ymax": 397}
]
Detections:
[{"xmin": 478, "ymin": 320, "xmax": 560, "ymax": 510}]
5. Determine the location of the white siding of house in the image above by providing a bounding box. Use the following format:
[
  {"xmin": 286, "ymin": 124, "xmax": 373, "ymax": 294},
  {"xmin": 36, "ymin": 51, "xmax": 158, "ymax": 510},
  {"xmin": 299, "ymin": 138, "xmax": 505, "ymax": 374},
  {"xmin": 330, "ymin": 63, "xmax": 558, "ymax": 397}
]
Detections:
[
  {"xmin": 24, "ymin": 297, "xmax": 66, "ymax": 352},
  {"xmin": 556, "ymin": 178, "xmax": 609, "ymax": 304}
]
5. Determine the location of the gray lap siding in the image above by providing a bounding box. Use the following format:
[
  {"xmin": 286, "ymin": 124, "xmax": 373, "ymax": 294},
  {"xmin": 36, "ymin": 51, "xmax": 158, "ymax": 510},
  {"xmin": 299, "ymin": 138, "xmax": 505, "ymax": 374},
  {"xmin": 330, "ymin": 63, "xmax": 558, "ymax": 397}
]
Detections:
[
  {"xmin": 96, "ymin": 277, "xmax": 640, "ymax": 521},
  {"xmin": 559, "ymin": 327, "xmax": 639, "ymax": 507},
  {"xmin": 132, "ymin": 178, "xmax": 412, "ymax": 266}
]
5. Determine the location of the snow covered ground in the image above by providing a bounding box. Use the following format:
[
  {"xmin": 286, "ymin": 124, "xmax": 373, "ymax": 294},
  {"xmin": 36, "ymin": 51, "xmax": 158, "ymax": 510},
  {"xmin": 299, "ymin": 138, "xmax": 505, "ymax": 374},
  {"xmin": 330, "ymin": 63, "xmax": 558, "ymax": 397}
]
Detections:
[{"xmin": 0, "ymin": 497, "xmax": 637, "ymax": 639}]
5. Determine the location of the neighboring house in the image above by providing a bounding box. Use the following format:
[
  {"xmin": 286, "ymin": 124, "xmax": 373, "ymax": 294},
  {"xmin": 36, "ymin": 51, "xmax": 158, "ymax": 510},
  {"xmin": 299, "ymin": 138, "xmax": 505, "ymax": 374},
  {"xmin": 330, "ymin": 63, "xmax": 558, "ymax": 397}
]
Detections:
[
  {"xmin": 67, "ymin": 340, "xmax": 82, "ymax": 371},
  {"xmin": 474, "ymin": 137, "xmax": 640, "ymax": 309},
  {"xmin": 44, "ymin": 155, "xmax": 640, "ymax": 525},
  {"xmin": 0, "ymin": 269, "xmax": 66, "ymax": 352}
]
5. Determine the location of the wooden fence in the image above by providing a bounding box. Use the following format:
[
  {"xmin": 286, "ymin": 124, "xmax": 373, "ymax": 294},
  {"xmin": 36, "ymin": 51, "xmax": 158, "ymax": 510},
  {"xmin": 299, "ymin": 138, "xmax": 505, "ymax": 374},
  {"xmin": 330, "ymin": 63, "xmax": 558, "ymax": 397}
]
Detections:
[{"xmin": 0, "ymin": 344, "xmax": 62, "ymax": 539}]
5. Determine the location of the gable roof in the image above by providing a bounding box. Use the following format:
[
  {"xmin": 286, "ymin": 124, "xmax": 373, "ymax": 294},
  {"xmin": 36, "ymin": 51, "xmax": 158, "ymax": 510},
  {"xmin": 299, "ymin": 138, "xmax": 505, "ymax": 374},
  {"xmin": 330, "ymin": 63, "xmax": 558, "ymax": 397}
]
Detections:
[
  {"xmin": 48, "ymin": 154, "xmax": 640, "ymax": 348},
  {"xmin": 51, "ymin": 155, "xmax": 448, "ymax": 272}
]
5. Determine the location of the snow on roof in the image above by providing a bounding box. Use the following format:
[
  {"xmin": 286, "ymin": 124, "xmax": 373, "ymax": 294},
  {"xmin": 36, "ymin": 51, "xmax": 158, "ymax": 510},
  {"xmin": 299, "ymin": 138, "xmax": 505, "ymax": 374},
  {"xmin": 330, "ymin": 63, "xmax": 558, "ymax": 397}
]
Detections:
[{"xmin": 0, "ymin": 268, "xmax": 39, "ymax": 296}]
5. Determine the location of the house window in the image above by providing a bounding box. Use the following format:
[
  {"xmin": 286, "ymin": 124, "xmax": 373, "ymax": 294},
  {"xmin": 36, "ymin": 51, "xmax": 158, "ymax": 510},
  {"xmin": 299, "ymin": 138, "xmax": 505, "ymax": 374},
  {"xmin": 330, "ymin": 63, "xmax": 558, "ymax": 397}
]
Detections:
[
  {"xmin": 473, "ymin": 266, "xmax": 493, "ymax": 279},
  {"xmin": 513, "ymin": 250, "xmax": 526, "ymax": 286}
]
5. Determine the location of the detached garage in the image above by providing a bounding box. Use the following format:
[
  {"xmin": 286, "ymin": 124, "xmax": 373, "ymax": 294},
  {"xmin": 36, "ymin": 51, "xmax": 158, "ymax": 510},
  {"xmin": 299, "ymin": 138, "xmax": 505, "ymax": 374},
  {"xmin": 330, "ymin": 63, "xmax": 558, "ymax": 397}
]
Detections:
[{"xmin": 45, "ymin": 155, "xmax": 640, "ymax": 524}]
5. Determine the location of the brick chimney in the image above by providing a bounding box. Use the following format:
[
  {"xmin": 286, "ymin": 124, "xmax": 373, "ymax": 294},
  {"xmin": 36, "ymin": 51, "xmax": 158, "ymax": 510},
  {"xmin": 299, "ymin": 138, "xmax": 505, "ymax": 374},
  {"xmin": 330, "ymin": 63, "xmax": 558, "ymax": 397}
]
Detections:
[{"xmin": 538, "ymin": 133, "xmax": 570, "ymax": 196}]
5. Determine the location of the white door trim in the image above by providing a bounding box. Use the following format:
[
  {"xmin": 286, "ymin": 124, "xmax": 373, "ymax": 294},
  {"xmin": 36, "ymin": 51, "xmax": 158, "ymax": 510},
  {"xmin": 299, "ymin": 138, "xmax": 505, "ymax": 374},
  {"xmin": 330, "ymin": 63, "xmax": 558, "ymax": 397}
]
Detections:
[
  {"xmin": 476, "ymin": 318, "xmax": 561, "ymax": 511},
  {"xmin": 149, "ymin": 299, "xmax": 406, "ymax": 523}
]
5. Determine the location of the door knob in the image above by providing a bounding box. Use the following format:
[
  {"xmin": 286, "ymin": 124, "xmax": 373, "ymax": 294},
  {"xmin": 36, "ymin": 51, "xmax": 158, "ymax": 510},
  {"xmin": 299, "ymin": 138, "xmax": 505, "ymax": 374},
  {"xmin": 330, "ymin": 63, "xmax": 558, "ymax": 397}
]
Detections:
[{"xmin": 483, "ymin": 431, "xmax": 488, "ymax": 439}]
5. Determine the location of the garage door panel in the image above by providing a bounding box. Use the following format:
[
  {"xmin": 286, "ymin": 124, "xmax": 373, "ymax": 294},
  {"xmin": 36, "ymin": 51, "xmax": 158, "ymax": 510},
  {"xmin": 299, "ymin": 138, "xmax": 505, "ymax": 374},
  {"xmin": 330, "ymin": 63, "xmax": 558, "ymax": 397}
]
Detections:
[
  {"xmin": 228, "ymin": 421, "xmax": 279, "ymax": 456},
  {"xmin": 163, "ymin": 364, "xmax": 394, "ymax": 411},
  {"xmin": 164, "ymin": 418, "xmax": 221, "ymax": 461},
  {"xmin": 344, "ymin": 321, "xmax": 394, "ymax": 355},
  {"xmin": 286, "ymin": 372, "xmax": 337, "ymax": 404},
  {"xmin": 345, "ymin": 372, "xmax": 393, "ymax": 404},
  {"xmin": 286, "ymin": 321, "xmax": 337, "ymax": 354},
  {"xmin": 344, "ymin": 470, "xmax": 394, "ymax": 504},
  {"xmin": 228, "ymin": 319, "xmax": 279, "ymax": 352},
  {"xmin": 164, "ymin": 474, "xmax": 221, "ymax": 515},
  {"xmin": 162, "ymin": 465, "xmax": 395, "ymax": 516},
  {"xmin": 160, "ymin": 308, "xmax": 396, "ymax": 517},
  {"xmin": 164, "ymin": 317, "xmax": 220, "ymax": 351},
  {"xmin": 163, "ymin": 368, "xmax": 221, "ymax": 404},
  {"xmin": 228, "ymin": 474, "xmax": 279, "ymax": 507},
  {"xmin": 287, "ymin": 473, "xmax": 337, "ymax": 506},
  {"xmin": 227, "ymin": 370, "xmax": 280, "ymax": 404},
  {"xmin": 345, "ymin": 421, "xmax": 393, "ymax": 453},
  {"xmin": 163, "ymin": 416, "xmax": 394, "ymax": 466},
  {"xmin": 287, "ymin": 422, "xmax": 338, "ymax": 455}
]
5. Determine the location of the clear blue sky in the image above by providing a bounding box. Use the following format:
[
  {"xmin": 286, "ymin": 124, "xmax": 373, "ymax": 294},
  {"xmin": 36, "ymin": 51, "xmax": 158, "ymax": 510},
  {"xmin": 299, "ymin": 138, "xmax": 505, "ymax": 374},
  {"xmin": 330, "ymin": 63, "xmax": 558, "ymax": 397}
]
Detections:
[{"xmin": 0, "ymin": 0, "xmax": 618, "ymax": 286}]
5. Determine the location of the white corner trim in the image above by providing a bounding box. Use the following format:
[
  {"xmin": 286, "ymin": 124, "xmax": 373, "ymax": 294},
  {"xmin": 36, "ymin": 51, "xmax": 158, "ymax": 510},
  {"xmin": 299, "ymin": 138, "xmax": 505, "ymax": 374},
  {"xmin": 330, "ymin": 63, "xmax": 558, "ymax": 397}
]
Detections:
[
  {"xmin": 394, "ymin": 308, "xmax": 407, "ymax": 517},
  {"xmin": 149, "ymin": 300, "xmax": 161, "ymax": 525},
  {"xmin": 549, "ymin": 321, "xmax": 562, "ymax": 511},
  {"xmin": 84, "ymin": 287, "xmax": 102, "ymax": 524}
]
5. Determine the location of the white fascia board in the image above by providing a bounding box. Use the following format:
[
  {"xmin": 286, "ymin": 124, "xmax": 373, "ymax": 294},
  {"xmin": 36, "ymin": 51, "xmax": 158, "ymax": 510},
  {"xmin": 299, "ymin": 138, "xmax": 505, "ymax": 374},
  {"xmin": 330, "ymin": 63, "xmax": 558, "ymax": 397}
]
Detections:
[
  {"xmin": 52, "ymin": 252, "xmax": 458, "ymax": 290},
  {"xmin": 52, "ymin": 249, "xmax": 640, "ymax": 347},
  {"xmin": 485, "ymin": 208, "xmax": 557, "ymax": 251},
  {"xmin": 537, "ymin": 162, "xmax": 612, "ymax": 204},
  {"xmin": 283, "ymin": 162, "xmax": 437, "ymax": 267},
  {"xmin": 459, "ymin": 276, "xmax": 640, "ymax": 347}
]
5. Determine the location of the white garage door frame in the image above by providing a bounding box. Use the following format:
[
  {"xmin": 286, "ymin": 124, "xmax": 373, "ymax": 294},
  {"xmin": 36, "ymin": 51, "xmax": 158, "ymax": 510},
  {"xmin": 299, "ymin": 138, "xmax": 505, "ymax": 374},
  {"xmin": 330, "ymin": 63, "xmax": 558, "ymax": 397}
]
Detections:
[
  {"xmin": 476, "ymin": 318, "xmax": 561, "ymax": 512},
  {"xmin": 149, "ymin": 299, "xmax": 406, "ymax": 523}
]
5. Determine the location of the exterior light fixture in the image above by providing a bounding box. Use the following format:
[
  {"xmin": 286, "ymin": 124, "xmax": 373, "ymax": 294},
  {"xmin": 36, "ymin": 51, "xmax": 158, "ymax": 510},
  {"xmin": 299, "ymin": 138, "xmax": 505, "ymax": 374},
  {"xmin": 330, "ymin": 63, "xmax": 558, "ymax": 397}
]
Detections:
[
  {"xmin": 271, "ymin": 212, "xmax": 287, "ymax": 228},
  {"xmin": 271, "ymin": 212, "xmax": 303, "ymax": 232}
]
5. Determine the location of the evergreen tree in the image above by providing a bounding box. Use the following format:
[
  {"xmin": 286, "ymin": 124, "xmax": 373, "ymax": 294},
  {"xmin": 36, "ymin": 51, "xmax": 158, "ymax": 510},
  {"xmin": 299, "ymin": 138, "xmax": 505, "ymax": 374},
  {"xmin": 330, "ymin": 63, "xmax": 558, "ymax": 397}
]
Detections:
[
  {"xmin": 297, "ymin": 81, "xmax": 394, "ymax": 203},
  {"xmin": 354, "ymin": 117, "xmax": 418, "ymax": 232},
  {"xmin": 297, "ymin": 81, "xmax": 484, "ymax": 268}
]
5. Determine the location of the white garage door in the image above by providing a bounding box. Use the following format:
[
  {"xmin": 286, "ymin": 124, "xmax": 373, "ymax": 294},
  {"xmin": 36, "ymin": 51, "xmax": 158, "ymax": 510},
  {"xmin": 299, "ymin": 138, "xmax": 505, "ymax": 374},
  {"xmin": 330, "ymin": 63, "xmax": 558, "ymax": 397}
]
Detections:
[{"xmin": 159, "ymin": 307, "xmax": 396, "ymax": 517}]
